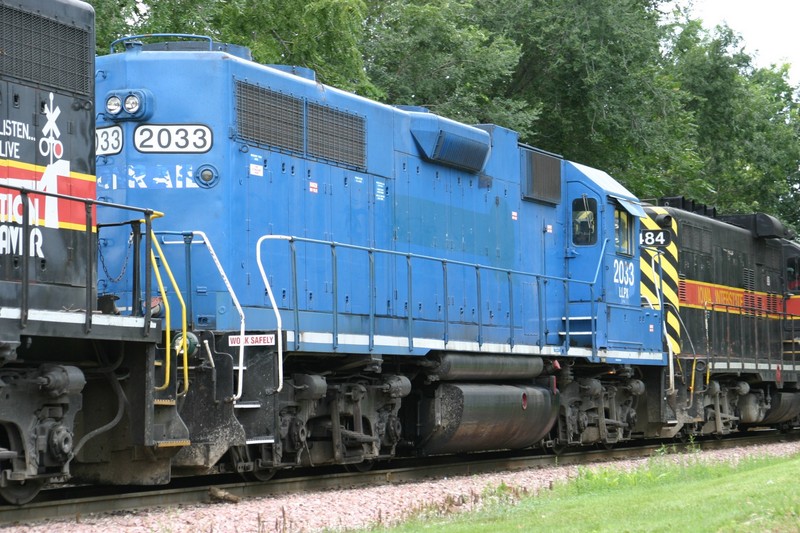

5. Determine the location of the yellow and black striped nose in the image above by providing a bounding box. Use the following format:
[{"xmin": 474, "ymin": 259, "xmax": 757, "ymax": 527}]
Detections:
[{"xmin": 641, "ymin": 207, "xmax": 681, "ymax": 354}]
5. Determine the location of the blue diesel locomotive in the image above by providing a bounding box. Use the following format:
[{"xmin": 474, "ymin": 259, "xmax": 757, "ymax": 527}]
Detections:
[
  {"xmin": 94, "ymin": 35, "xmax": 663, "ymax": 479},
  {"xmin": 93, "ymin": 35, "xmax": 800, "ymax": 481}
]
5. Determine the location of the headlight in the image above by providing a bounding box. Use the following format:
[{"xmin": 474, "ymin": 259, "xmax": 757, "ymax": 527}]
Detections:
[
  {"xmin": 103, "ymin": 89, "xmax": 151, "ymax": 120},
  {"xmin": 124, "ymin": 94, "xmax": 141, "ymax": 114},
  {"xmin": 106, "ymin": 95, "xmax": 122, "ymax": 115}
]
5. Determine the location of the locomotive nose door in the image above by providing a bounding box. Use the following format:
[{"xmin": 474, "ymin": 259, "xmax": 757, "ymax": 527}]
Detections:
[{"xmin": 565, "ymin": 183, "xmax": 605, "ymax": 348}]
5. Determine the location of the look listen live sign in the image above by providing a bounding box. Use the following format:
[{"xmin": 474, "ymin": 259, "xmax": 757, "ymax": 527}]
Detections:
[{"xmin": 228, "ymin": 334, "xmax": 276, "ymax": 346}]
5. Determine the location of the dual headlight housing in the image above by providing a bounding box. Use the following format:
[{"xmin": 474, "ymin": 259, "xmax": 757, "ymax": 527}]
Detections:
[{"xmin": 103, "ymin": 90, "xmax": 151, "ymax": 120}]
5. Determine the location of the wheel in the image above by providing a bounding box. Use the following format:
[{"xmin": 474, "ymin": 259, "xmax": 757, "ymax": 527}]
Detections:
[
  {"xmin": 247, "ymin": 468, "xmax": 277, "ymax": 482},
  {"xmin": 548, "ymin": 442, "xmax": 567, "ymax": 456},
  {"xmin": 233, "ymin": 445, "xmax": 277, "ymax": 482},
  {"xmin": 0, "ymin": 478, "xmax": 44, "ymax": 505},
  {"xmin": 345, "ymin": 460, "xmax": 375, "ymax": 473}
]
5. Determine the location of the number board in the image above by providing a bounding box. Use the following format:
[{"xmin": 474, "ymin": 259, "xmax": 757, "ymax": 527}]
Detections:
[
  {"xmin": 96, "ymin": 125, "xmax": 123, "ymax": 156},
  {"xmin": 639, "ymin": 229, "xmax": 672, "ymax": 247},
  {"xmin": 134, "ymin": 124, "xmax": 212, "ymax": 153}
]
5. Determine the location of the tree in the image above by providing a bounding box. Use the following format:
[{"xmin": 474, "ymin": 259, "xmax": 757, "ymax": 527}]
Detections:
[
  {"xmin": 89, "ymin": 0, "xmax": 142, "ymax": 54},
  {"xmin": 214, "ymin": 0, "xmax": 375, "ymax": 93},
  {"xmin": 363, "ymin": 0, "xmax": 538, "ymax": 136},
  {"xmin": 87, "ymin": 0, "xmax": 800, "ymax": 226},
  {"xmin": 89, "ymin": 0, "xmax": 374, "ymax": 93},
  {"xmin": 473, "ymin": 0, "xmax": 700, "ymax": 197},
  {"xmin": 665, "ymin": 18, "xmax": 800, "ymax": 219}
]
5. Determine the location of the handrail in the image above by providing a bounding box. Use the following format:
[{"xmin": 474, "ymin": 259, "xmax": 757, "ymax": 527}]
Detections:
[
  {"xmin": 591, "ymin": 238, "xmax": 611, "ymax": 285},
  {"xmin": 701, "ymin": 301, "xmax": 787, "ymax": 373},
  {"xmin": 255, "ymin": 235, "xmax": 609, "ymax": 359},
  {"xmin": 0, "ymin": 181, "xmax": 159, "ymax": 336},
  {"xmin": 255, "ymin": 235, "xmax": 287, "ymax": 394},
  {"xmin": 157, "ymin": 231, "xmax": 247, "ymax": 400},
  {"xmin": 643, "ymin": 247, "xmax": 676, "ymax": 392},
  {"xmin": 150, "ymin": 230, "xmax": 189, "ymax": 396},
  {"xmin": 589, "ymin": 238, "xmax": 610, "ymax": 356},
  {"xmin": 151, "ymin": 248, "xmax": 172, "ymax": 391}
]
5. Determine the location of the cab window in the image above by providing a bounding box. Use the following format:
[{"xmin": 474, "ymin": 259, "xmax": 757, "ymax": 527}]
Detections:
[
  {"xmin": 614, "ymin": 208, "xmax": 632, "ymax": 255},
  {"xmin": 787, "ymin": 256, "xmax": 800, "ymax": 292},
  {"xmin": 572, "ymin": 197, "xmax": 597, "ymax": 246}
]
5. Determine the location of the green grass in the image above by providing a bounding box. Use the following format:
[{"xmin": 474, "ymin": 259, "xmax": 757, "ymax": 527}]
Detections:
[{"xmin": 366, "ymin": 452, "xmax": 800, "ymax": 533}]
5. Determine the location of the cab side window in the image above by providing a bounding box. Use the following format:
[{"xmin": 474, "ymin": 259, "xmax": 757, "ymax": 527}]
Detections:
[
  {"xmin": 572, "ymin": 197, "xmax": 597, "ymax": 246},
  {"xmin": 614, "ymin": 208, "xmax": 632, "ymax": 255},
  {"xmin": 787, "ymin": 256, "xmax": 800, "ymax": 292}
]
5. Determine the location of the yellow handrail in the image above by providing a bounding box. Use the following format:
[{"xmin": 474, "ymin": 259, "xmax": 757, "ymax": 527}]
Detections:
[
  {"xmin": 152, "ymin": 248, "xmax": 173, "ymax": 391},
  {"xmin": 150, "ymin": 230, "xmax": 189, "ymax": 396}
]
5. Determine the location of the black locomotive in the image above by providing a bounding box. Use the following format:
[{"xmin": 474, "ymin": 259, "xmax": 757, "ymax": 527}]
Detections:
[
  {"xmin": 0, "ymin": 0, "xmax": 186, "ymax": 504},
  {"xmin": 641, "ymin": 198, "xmax": 800, "ymax": 438}
]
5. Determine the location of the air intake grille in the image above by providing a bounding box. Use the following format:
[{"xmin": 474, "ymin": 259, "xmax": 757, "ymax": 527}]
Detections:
[
  {"xmin": 235, "ymin": 81, "xmax": 304, "ymax": 154},
  {"xmin": 521, "ymin": 148, "xmax": 561, "ymax": 204},
  {"xmin": 308, "ymin": 103, "xmax": 366, "ymax": 169},
  {"xmin": 0, "ymin": 5, "xmax": 92, "ymax": 95},
  {"xmin": 235, "ymin": 79, "xmax": 367, "ymax": 170}
]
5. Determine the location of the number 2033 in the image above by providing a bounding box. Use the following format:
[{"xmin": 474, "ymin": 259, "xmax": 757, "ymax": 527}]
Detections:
[{"xmin": 134, "ymin": 124, "xmax": 212, "ymax": 153}]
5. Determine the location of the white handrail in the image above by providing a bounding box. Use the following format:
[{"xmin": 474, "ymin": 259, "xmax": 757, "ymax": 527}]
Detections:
[
  {"xmin": 192, "ymin": 231, "xmax": 247, "ymax": 400},
  {"xmin": 255, "ymin": 235, "xmax": 287, "ymax": 393}
]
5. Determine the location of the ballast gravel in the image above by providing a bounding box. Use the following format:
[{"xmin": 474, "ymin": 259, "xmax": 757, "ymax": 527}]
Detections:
[{"xmin": 7, "ymin": 439, "xmax": 800, "ymax": 533}]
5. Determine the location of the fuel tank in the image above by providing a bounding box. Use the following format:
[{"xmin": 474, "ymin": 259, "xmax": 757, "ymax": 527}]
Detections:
[
  {"xmin": 761, "ymin": 392, "xmax": 800, "ymax": 424},
  {"xmin": 418, "ymin": 383, "xmax": 558, "ymax": 455}
]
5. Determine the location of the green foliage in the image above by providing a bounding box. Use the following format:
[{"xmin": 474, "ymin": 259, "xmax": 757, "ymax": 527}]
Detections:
[
  {"xmin": 664, "ymin": 17, "xmax": 800, "ymax": 220},
  {"xmin": 363, "ymin": 0, "xmax": 538, "ymax": 136},
  {"xmin": 129, "ymin": 0, "xmax": 218, "ymax": 36},
  {"xmin": 474, "ymin": 0, "xmax": 702, "ymax": 198},
  {"xmin": 88, "ymin": 0, "xmax": 142, "ymax": 54},
  {"xmin": 88, "ymin": 0, "xmax": 374, "ymax": 93},
  {"xmin": 373, "ymin": 453, "xmax": 800, "ymax": 533},
  {"xmin": 214, "ymin": 0, "xmax": 376, "ymax": 93}
]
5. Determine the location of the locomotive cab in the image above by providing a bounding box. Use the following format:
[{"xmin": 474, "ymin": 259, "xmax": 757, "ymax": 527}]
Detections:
[{"xmin": 564, "ymin": 162, "xmax": 662, "ymax": 363}]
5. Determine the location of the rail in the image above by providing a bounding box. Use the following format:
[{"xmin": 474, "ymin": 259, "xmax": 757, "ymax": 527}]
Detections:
[
  {"xmin": 256, "ymin": 235, "xmax": 286, "ymax": 394},
  {"xmin": 0, "ymin": 182, "xmax": 159, "ymax": 336},
  {"xmin": 3, "ymin": 430, "xmax": 794, "ymax": 524},
  {"xmin": 255, "ymin": 235, "xmax": 606, "ymax": 358},
  {"xmin": 158, "ymin": 231, "xmax": 247, "ymax": 399},
  {"xmin": 148, "ymin": 246, "xmax": 174, "ymax": 391},
  {"xmin": 588, "ymin": 238, "xmax": 610, "ymax": 352}
]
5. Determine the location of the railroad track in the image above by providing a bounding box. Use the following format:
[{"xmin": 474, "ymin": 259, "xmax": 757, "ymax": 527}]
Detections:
[{"xmin": 2, "ymin": 430, "xmax": 797, "ymax": 526}]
